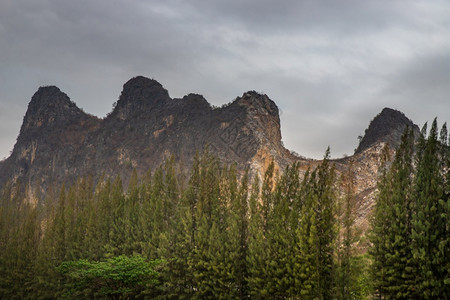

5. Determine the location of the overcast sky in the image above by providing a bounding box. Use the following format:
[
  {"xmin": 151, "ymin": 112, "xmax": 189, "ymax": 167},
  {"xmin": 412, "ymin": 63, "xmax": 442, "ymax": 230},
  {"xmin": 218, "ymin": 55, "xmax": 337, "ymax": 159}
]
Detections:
[{"xmin": 1, "ymin": 0, "xmax": 449, "ymax": 159}]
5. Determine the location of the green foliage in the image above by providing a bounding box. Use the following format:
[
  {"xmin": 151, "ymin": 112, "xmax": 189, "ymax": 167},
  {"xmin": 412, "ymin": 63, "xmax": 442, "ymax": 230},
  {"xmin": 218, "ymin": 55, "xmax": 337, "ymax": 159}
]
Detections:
[
  {"xmin": 58, "ymin": 255, "xmax": 162, "ymax": 298},
  {"xmin": 371, "ymin": 123, "xmax": 450, "ymax": 299},
  {"xmin": 0, "ymin": 148, "xmax": 377, "ymax": 299},
  {"xmin": 335, "ymin": 162, "xmax": 371, "ymax": 300},
  {"xmin": 411, "ymin": 119, "xmax": 449, "ymax": 298}
]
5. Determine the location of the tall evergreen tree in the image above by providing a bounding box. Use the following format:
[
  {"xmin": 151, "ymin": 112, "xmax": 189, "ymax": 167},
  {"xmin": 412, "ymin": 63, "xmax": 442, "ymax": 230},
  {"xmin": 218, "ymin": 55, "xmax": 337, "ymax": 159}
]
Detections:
[
  {"xmin": 295, "ymin": 169, "xmax": 319, "ymax": 299},
  {"xmin": 160, "ymin": 153, "xmax": 203, "ymax": 298},
  {"xmin": 315, "ymin": 147, "xmax": 337, "ymax": 300},
  {"xmin": 370, "ymin": 129, "xmax": 416, "ymax": 299},
  {"xmin": 267, "ymin": 163, "xmax": 300, "ymax": 298},
  {"xmin": 412, "ymin": 119, "xmax": 449, "ymax": 298},
  {"xmin": 383, "ymin": 128, "xmax": 416, "ymax": 298},
  {"xmin": 247, "ymin": 162, "xmax": 274, "ymax": 298},
  {"xmin": 335, "ymin": 162, "xmax": 356, "ymax": 300},
  {"xmin": 369, "ymin": 144, "xmax": 392, "ymax": 299}
]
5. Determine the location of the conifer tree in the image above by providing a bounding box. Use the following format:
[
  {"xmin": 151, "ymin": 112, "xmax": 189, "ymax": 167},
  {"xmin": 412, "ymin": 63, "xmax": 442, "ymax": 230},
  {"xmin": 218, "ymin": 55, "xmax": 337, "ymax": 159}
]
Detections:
[
  {"xmin": 295, "ymin": 169, "xmax": 319, "ymax": 298},
  {"xmin": 125, "ymin": 168, "xmax": 143, "ymax": 255},
  {"xmin": 104, "ymin": 176, "xmax": 127, "ymax": 257},
  {"xmin": 369, "ymin": 144, "xmax": 392, "ymax": 299},
  {"xmin": 315, "ymin": 147, "xmax": 337, "ymax": 300},
  {"xmin": 230, "ymin": 168, "xmax": 250, "ymax": 298},
  {"xmin": 412, "ymin": 119, "xmax": 449, "ymax": 298},
  {"xmin": 190, "ymin": 152, "xmax": 226, "ymax": 298},
  {"xmin": 247, "ymin": 172, "xmax": 271, "ymax": 298},
  {"xmin": 160, "ymin": 153, "xmax": 203, "ymax": 298},
  {"xmin": 0, "ymin": 183, "xmax": 40, "ymax": 298},
  {"xmin": 267, "ymin": 163, "xmax": 300, "ymax": 298},
  {"xmin": 32, "ymin": 184, "xmax": 69, "ymax": 297},
  {"xmin": 335, "ymin": 162, "xmax": 356, "ymax": 300},
  {"xmin": 247, "ymin": 162, "xmax": 274, "ymax": 298},
  {"xmin": 370, "ymin": 129, "xmax": 417, "ymax": 299},
  {"xmin": 383, "ymin": 128, "xmax": 416, "ymax": 298}
]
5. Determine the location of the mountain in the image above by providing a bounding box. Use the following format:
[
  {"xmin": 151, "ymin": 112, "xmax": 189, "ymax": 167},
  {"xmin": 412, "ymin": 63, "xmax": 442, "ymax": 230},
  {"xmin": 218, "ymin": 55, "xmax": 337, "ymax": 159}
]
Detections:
[
  {"xmin": 0, "ymin": 76, "xmax": 296, "ymax": 195},
  {"xmin": 0, "ymin": 76, "xmax": 421, "ymax": 244},
  {"xmin": 355, "ymin": 107, "xmax": 420, "ymax": 154}
]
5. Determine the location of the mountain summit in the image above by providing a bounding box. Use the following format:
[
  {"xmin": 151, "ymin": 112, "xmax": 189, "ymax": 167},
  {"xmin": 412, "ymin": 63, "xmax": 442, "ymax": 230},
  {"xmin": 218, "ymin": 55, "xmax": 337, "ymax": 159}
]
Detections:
[
  {"xmin": 111, "ymin": 76, "xmax": 171, "ymax": 120},
  {"xmin": 0, "ymin": 77, "xmax": 295, "ymax": 191},
  {"xmin": 20, "ymin": 86, "xmax": 88, "ymax": 134},
  {"xmin": 355, "ymin": 107, "xmax": 420, "ymax": 154}
]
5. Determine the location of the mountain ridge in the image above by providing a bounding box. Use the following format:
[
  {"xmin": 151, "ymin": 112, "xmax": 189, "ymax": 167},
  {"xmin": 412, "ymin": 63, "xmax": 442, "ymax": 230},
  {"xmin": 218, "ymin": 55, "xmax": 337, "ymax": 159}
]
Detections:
[
  {"xmin": 0, "ymin": 76, "xmax": 425, "ymax": 247},
  {"xmin": 0, "ymin": 76, "xmax": 297, "ymax": 193},
  {"xmin": 0, "ymin": 76, "xmax": 420, "ymax": 190}
]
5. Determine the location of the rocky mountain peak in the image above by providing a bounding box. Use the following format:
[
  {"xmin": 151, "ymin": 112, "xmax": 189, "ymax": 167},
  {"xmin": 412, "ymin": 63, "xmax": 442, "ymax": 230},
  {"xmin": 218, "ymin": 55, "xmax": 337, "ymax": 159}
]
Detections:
[
  {"xmin": 112, "ymin": 76, "xmax": 170, "ymax": 119},
  {"xmin": 355, "ymin": 107, "xmax": 420, "ymax": 154},
  {"xmin": 236, "ymin": 91, "xmax": 279, "ymax": 117},
  {"xmin": 20, "ymin": 86, "xmax": 85, "ymax": 134},
  {"xmin": 181, "ymin": 93, "xmax": 211, "ymax": 111}
]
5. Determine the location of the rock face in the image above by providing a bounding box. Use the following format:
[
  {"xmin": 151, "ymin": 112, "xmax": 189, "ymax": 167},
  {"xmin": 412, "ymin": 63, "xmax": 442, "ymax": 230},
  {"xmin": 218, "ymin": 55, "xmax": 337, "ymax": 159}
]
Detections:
[
  {"xmin": 0, "ymin": 86, "xmax": 100, "ymax": 193},
  {"xmin": 355, "ymin": 107, "xmax": 420, "ymax": 154},
  {"xmin": 0, "ymin": 76, "xmax": 295, "ymax": 194}
]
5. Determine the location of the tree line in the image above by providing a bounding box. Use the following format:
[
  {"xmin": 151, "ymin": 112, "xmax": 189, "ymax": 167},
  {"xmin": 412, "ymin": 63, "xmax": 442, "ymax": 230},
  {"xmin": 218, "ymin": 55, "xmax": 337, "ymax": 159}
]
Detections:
[
  {"xmin": 370, "ymin": 119, "xmax": 449, "ymax": 299},
  {"xmin": 0, "ymin": 120, "xmax": 448, "ymax": 299}
]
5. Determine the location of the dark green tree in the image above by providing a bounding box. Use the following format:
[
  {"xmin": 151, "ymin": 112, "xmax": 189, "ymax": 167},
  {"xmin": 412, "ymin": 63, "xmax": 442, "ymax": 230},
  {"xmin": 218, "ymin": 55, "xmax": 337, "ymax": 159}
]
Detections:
[
  {"xmin": 294, "ymin": 169, "xmax": 319, "ymax": 298},
  {"xmin": 384, "ymin": 128, "xmax": 416, "ymax": 298},
  {"xmin": 247, "ymin": 163, "xmax": 273, "ymax": 298},
  {"xmin": 370, "ymin": 128, "xmax": 416, "ymax": 299},
  {"xmin": 369, "ymin": 144, "xmax": 391, "ymax": 299},
  {"xmin": 335, "ymin": 163, "xmax": 356, "ymax": 300},
  {"xmin": 267, "ymin": 163, "xmax": 300, "ymax": 298},
  {"xmin": 412, "ymin": 119, "xmax": 449, "ymax": 298},
  {"xmin": 315, "ymin": 147, "xmax": 337, "ymax": 300}
]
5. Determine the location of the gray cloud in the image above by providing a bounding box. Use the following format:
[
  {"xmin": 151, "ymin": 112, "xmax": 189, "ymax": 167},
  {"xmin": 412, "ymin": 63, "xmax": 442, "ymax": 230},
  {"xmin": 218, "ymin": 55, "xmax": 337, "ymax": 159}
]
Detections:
[{"xmin": 0, "ymin": 0, "xmax": 449, "ymax": 159}]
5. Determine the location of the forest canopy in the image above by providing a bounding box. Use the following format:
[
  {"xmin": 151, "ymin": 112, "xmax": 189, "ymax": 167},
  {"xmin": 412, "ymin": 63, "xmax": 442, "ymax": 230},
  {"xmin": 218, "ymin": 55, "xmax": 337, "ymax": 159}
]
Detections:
[{"xmin": 0, "ymin": 121, "xmax": 448, "ymax": 299}]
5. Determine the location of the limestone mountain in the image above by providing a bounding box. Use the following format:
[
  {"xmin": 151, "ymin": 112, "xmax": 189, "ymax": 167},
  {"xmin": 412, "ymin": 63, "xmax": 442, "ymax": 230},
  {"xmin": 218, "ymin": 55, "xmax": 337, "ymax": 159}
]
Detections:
[
  {"xmin": 355, "ymin": 107, "xmax": 420, "ymax": 154},
  {"xmin": 0, "ymin": 76, "xmax": 295, "ymax": 194},
  {"xmin": 0, "ymin": 76, "xmax": 424, "ymax": 248}
]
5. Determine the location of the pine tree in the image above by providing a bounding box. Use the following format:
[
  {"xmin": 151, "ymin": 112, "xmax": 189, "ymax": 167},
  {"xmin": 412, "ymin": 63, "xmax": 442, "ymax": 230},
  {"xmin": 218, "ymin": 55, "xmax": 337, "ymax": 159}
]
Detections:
[
  {"xmin": 233, "ymin": 168, "xmax": 250, "ymax": 298},
  {"xmin": 412, "ymin": 119, "xmax": 449, "ymax": 298},
  {"xmin": 160, "ymin": 153, "xmax": 203, "ymax": 298},
  {"xmin": 267, "ymin": 163, "xmax": 300, "ymax": 298},
  {"xmin": 369, "ymin": 144, "xmax": 392, "ymax": 299},
  {"xmin": 246, "ymin": 173, "xmax": 268, "ymax": 298},
  {"xmin": 190, "ymin": 151, "xmax": 227, "ymax": 298},
  {"xmin": 383, "ymin": 128, "xmax": 416, "ymax": 298},
  {"xmin": 335, "ymin": 162, "xmax": 355, "ymax": 300},
  {"xmin": 315, "ymin": 147, "xmax": 337, "ymax": 300},
  {"xmin": 295, "ymin": 169, "xmax": 320, "ymax": 299},
  {"xmin": 0, "ymin": 183, "xmax": 40, "ymax": 298},
  {"xmin": 104, "ymin": 176, "xmax": 127, "ymax": 257},
  {"xmin": 73, "ymin": 177, "xmax": 94, "ymax": 260},
  {"xmin": 33, "ymin": 184, "xmax": 69, "ymax": 298},
  {"xmin": 125, "ymin": 168, "xmax": 143, "ymax": 255},
  {"xmin": 220, "ymin": 165, "xmax": 249, "ymax": 298},
  {"xmin": 370, "ymin": 129, "xmax": 416, "ymax": 299},
  {"xmin": 13, "ymin": 203, "xmax": 40, "ymax": 297}
]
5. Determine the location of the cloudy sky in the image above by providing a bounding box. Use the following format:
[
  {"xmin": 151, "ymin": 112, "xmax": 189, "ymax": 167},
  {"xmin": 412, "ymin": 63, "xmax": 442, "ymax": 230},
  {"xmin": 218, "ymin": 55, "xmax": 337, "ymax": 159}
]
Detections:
[{"xmin": 1, "ymin": 0, "xmax": 449, "ymax": 159}]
